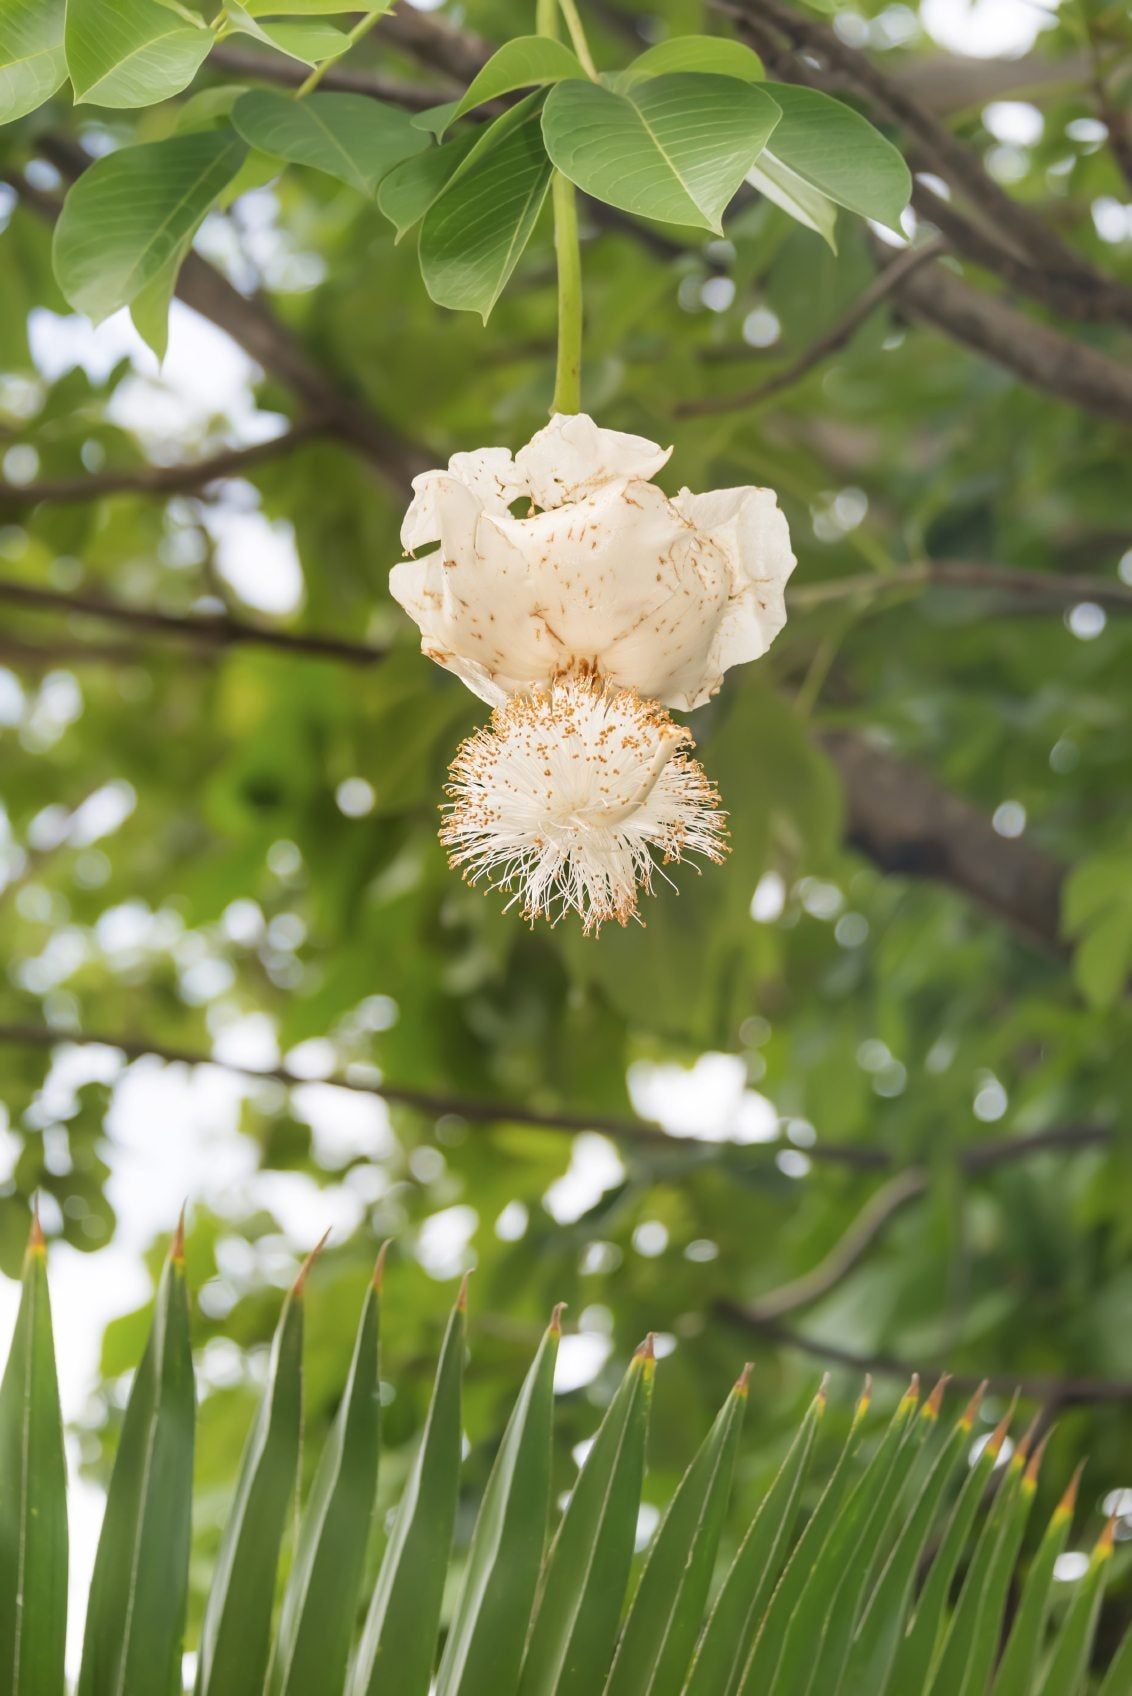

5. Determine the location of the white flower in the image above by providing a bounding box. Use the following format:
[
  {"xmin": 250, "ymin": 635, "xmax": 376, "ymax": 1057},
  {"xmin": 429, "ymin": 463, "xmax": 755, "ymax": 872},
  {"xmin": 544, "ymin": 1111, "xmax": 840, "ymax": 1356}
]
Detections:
[
  {"xmin": 391, "ymin": 412, "xmax": 794, "ymax": 711},
  {"xmin": 440, "ymin": 675, "xmax": 728, "ymax": 934}
]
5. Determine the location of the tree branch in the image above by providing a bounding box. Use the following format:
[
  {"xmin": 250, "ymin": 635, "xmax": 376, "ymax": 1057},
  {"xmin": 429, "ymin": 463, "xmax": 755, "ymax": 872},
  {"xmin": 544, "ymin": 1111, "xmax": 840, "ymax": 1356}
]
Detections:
[
  {"xmin": 0, "ymin": 1022, "xmax": 1111, "ymax": 1172},
  {"xmin": 888, "ymin": 254, "xmax": 1132, "ymax": 425},
  {"xmin": 714, "ymin": 1301, "xmax": 1132, "ymax": 1406},
  {"xmin": 676, "ymin": 241, "xmax": 945, "ymax": 417},
  {"xmin": 208, "ymin": 39, "xmax": 453, "ymax": 109},
  {"xmin": 822, "ymin": 731, "xmax": 1068, "ymax": 954},
  {"xmin": 791, "ymin": 559, "xmax": 1132, "ymax": 614},
  {"xmin": 0, "ymin": 426, "xmax": 325, "ymax": 509},
  {"xmin": 0, "ymin": 580, "xmax": 388, "ymax": 667}
]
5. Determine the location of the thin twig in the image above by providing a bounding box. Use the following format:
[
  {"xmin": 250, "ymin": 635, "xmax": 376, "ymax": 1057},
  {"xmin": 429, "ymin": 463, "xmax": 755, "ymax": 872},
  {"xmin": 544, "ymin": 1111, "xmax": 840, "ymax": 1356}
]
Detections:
[
  {"xmin": 0, "ymin": 580, "xmax": 388, "ymax": 667},
  {"xmin": 0, "ymin": 1021, "xmax": 1113, "ymax": 1171},
  {"xmin": 0, "ymin": 426, "xmax": 326, "ymax": 508},
  {"xmin": 676, "ymin": 242, "xmax": 945, "ymax": 417},
  {"xmin": 791, "ymin": 560, "xmax": 1132, "ymax": 613}
]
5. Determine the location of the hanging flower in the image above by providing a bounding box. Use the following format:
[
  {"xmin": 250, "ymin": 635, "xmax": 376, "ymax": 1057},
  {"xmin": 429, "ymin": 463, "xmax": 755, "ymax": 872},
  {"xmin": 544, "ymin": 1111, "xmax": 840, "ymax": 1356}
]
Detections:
[
  {"xmin": 440, "ymin": 675, "xmax": 728, "ymax": 934},
  {"xmin": 391, "ymin": 412, "xmax": 794, "ymax": 711}
]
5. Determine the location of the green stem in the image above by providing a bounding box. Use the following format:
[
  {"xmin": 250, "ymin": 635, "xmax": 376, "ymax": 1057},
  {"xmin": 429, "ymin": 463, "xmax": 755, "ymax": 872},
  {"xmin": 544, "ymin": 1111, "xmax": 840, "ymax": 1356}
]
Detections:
[
  {"xmin": 537, "ymin": 0, "xmax": 587, "ymax": 414},
  {"xmin": 557, "ymin": 0, "xmax": 599, "ymax": 79},
  {"xmin": 295, "ymin": 7, "xmax": 386, "ymax": 99},
  {"xmin": 551, "ymin": 171, "xmax": 583, "ymax": 414}
]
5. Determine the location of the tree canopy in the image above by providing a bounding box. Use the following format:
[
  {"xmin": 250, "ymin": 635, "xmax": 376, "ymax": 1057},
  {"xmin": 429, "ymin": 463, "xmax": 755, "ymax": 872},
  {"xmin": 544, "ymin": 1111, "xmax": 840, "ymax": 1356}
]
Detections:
[{"xmin": 0, "ymin": 0, "xmax": 1129, "ymax": 1670}]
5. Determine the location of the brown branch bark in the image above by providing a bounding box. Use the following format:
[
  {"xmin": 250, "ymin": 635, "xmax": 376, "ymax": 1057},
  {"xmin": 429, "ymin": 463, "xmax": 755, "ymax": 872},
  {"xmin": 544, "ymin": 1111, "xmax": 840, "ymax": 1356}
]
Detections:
[
  {"xmin": 0, "ymin": 426, "xmax": 325, "ymax": 508},
  {"xmin": 822, "ymin": 730, "xmax": 1068, "ymax": 954},
  {"xmin": 0, "ymin": 580, "xmax": 388, "ymax": 667},
  {"xmin": 890, "ymin": 255, "xmax": 1132, "ymax": 425},
  {"xmin": 0, "ymin": 1022, "xmax": 1111, "ymax": 1172},
  {"xmin": 791, "ymin": 559, "xmax": 1132, "ymax": 613}
]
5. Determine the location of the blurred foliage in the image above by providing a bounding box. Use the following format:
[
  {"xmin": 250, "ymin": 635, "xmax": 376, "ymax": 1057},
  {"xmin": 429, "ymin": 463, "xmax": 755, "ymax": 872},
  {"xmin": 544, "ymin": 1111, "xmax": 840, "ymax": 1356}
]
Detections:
[{"xmin": 0, "ymin": 0, "xmax": 1130, "ymax": 1674}]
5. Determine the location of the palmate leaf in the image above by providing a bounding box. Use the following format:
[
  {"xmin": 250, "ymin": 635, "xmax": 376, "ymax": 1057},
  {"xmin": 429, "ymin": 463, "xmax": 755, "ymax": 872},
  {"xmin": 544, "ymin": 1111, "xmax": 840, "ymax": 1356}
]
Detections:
[
  {"xmin": 434, "ymin": 1306, "xmax": 561, "ymax": 1696},
  {"xmin": 685, "ymin": 1380, "xmax": 824, "ymax": 1696},
  {"xmin": 518, "ymin": 1337, "xmax": 654, "ymax": 1696},
  {"xmin": 349, "ymin": 1277, "xmax": 467, "ymax": 1696},
  {"xmin": 605, "ymin": 1364, "xmax": 750, "ymax": 1696},
  {"xmin": 0, "ymin": 1231, "xmax": 1122, "ymax": 1696},
  {"xmin": 0, "ymin": 1215, "xmax": 67, "ymax": 1696},
  {"xmin": 269, "ymin": 1250, "xmax": 385, "ymax": 1696},
  {"xmin": 193, "ymin": 1250, "xmax": 310, "ymax": 1696},
  {"xmin": 77, "ymin": 1225, "xmax": 195, "ymax": 1696}
]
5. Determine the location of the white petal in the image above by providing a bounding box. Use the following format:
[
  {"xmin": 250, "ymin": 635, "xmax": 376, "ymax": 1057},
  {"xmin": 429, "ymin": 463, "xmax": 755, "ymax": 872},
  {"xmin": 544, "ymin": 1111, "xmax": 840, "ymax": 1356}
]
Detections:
[
  {"xmin": 400, "ymin": 447, "xmax": 529, "ymax": 551},
  {"xmin": 672, "ymin": 485, "xmax": 796, "ymax": 704},
  {"xmin": 515, "ymin": 412, "xmax": 672, "ymax": 508},
  {"xmin": 490, "ymin": 478, "xmax": 730, "ymax": 703}
]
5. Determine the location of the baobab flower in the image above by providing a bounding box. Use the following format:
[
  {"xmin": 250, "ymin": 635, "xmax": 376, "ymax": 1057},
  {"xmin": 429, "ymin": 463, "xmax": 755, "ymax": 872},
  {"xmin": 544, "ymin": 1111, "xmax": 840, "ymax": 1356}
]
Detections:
[
  {"xmin": 440, "ymin": 676, "xmax": 728, "ymax": 934},
  {"xmin": 391, "ymin": 412, "xmax": 794, "ymax": 711}
]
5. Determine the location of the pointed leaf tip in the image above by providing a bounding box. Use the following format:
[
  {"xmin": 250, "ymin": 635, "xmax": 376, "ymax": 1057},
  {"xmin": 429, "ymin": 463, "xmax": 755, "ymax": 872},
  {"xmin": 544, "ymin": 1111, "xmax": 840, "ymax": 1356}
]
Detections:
[
  {"xmin": 988, "ymin": 1395, "xmax": 1017, "ymax": 1458},
  {"xmin": 171, "ymin": 1202, "xmax": 187, "ymax": 1263},
  {"xmin": 735, "ymin": 1361, "xmax": 754, "ymax": 1396},
  {"xmin": 373, "ymin": 1238, "xmax": 393, "ymax": 1290},
  {"xmin": 293, "ymin": 1225, "xmax": 332, "ymax": 1294},
  {"xmin": 456, "ymin": 1269, "xmax": 471, "ymax": 1311},
  {"xmin": 634, "ymin": 1332, "xmax": 656, "ymax": 1362},
  {"xmin": 961, "ymin": 1378, "xmax": 989, "ymax": 1427},
  {"xmin": 926, "ymin": 1374, "xmax": 950, "ymax": 1416},
  {"xmin": 1057, "ymin": 1459, "xmax": 1087, "ymax": 1518},
  {"xmin": 1024, "ymin": 1428, "xmax": 1052, "ymax": 1486},
  {"xmin": 28, "ymin": 1198, "xmax": 46, "ymax": 1254},
  {"xmin": 550, "ymin": 1301, "xmax": 568, "ymax": 1335},
  {"xmin": 1097, "ymin": 1514, "xmax": 1117, "ymax": 1556},
  {"xmin": 1015, "ymin": 1410, "xmax": 1042, "ymax": 1464}
]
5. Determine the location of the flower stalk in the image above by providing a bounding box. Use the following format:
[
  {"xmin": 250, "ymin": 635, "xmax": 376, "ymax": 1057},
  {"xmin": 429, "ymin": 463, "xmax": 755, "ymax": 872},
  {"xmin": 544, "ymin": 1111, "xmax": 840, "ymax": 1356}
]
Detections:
[{"xmin": 537, "ymin": 0, "xmax": 589, "ymax": 415}]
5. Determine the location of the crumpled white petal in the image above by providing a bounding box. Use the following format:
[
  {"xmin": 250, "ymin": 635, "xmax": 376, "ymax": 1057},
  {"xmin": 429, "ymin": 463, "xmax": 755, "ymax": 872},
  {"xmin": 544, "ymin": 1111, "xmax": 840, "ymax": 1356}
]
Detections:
[
  {"xmin": 514, "ymin": 412, "xmax": 671, "ymax": 508},
  {"xmin": 401, "ymin": 446, "xmax": 529, "ymax": 551},
  {"xmin": 390, "ymin": 412, "xmax": 795, "ymax": 712}
]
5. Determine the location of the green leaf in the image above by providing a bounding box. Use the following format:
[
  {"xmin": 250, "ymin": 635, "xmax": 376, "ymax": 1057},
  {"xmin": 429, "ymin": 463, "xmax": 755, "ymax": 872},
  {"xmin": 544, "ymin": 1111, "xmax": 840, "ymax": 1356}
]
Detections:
[
  {"xmin": 411, "ymin": 99, "xmax": 460, "ymax": 135},
  {"xmin": 0, "ymin": 1218, "xmax": 67, "ymax": 1696},
  {"xmin": 350, "ymin": 1280, "xmax": 466, "ymax": 1696},
  {"xmin": 760, "ymin": 83, "xmax": 911, "ymax": 233},
  {"xmin": 886, "ymin": 1406, "xmax": 1015, "ymax": 1695},
  {"xmin": 244, "ymin": 0, "xmax": 392, "ymax": 12},
  {"xmin": 419, "ymin": 91, "xmax": 553, "ymax": 322},
  {"xmin": 619, "ymin": 35, "xmax": 764, "ymax": 86},
  {"xmin": 991, "ymin": 1466, "xmax": 1081, "ymax": 1696},
  {"xmin": 53, "ymin": 130, "xmax": 247, "ymax": 322},
  {"xmin": 65, "ymin": 0, "xmax": 212, "ymax": 108},
  {"xmin": 77, "ymin": 1233, "xmax": 195, "ymax": 1696},
  {"xmin": 1036, "ymin": 1520, "xmax": 1114, "ymax": 1696},
  {"xmin": 1098, "ymin": 1621, "xmax": 1132, "ymax": 1696},
  {"xmin": 444, "ymin": 36, "xmax": 586, "ymax": 131},
  {"xmin": 519, "ymin": 1339, "xmax": 654, "ymax": 1696},
  {"xmin": 194, "ymin": 1266, "xmax": 306, "ymax": 1696},
  {"xmin": 269, "ymin": 1260, "xmax": 383, "ymax": 1696},
  {"xmin": 605, "ymin": 1366, "xmax": 749, "ymax": 1696},
  {"xmin": 685, "ymin": 1381, "xmax": 823, "ymax": 1696},
  {"xmin": 225, "ymin": 7, "xmax": 348, "ymax": 65},
  {"xmin": 736, "ymin": 1385, "xmax": 870, "ymax": 1696},
  {"xmin": 746, "ymin": 152, "xmax": 838, "ymax": 249},
  {"xmin": 541, "ymin": 74, "xmax": 781, "ymax": 234},
  {"xmin": 769, "ymin": 1379, "xmax": 923, "ymax": 1696},
  {"xmin": 129, "ymin": 240, "xmax": 187, "ymax": 359},
  {"xmin": 0, "ymin": 0, "xmax": 67, "ymax": 125},
  {"xmin": 232, "ymin": 89, "xmax": 428, "ymax": 195},
  {"xmin": 926, "ymin": 1436, "xmax": 1040, "ymax": 1696},
  {"xmin": 844, "ymin": 1385, "xmax": 980, "ymax": 1696},
  {"xmin": 377, "ymin": 131, "xmax": 477, "ymax": 239},
  {"xmin": 434, "ymin": 1307, "xmax": 561, "ymax": 1696}
]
